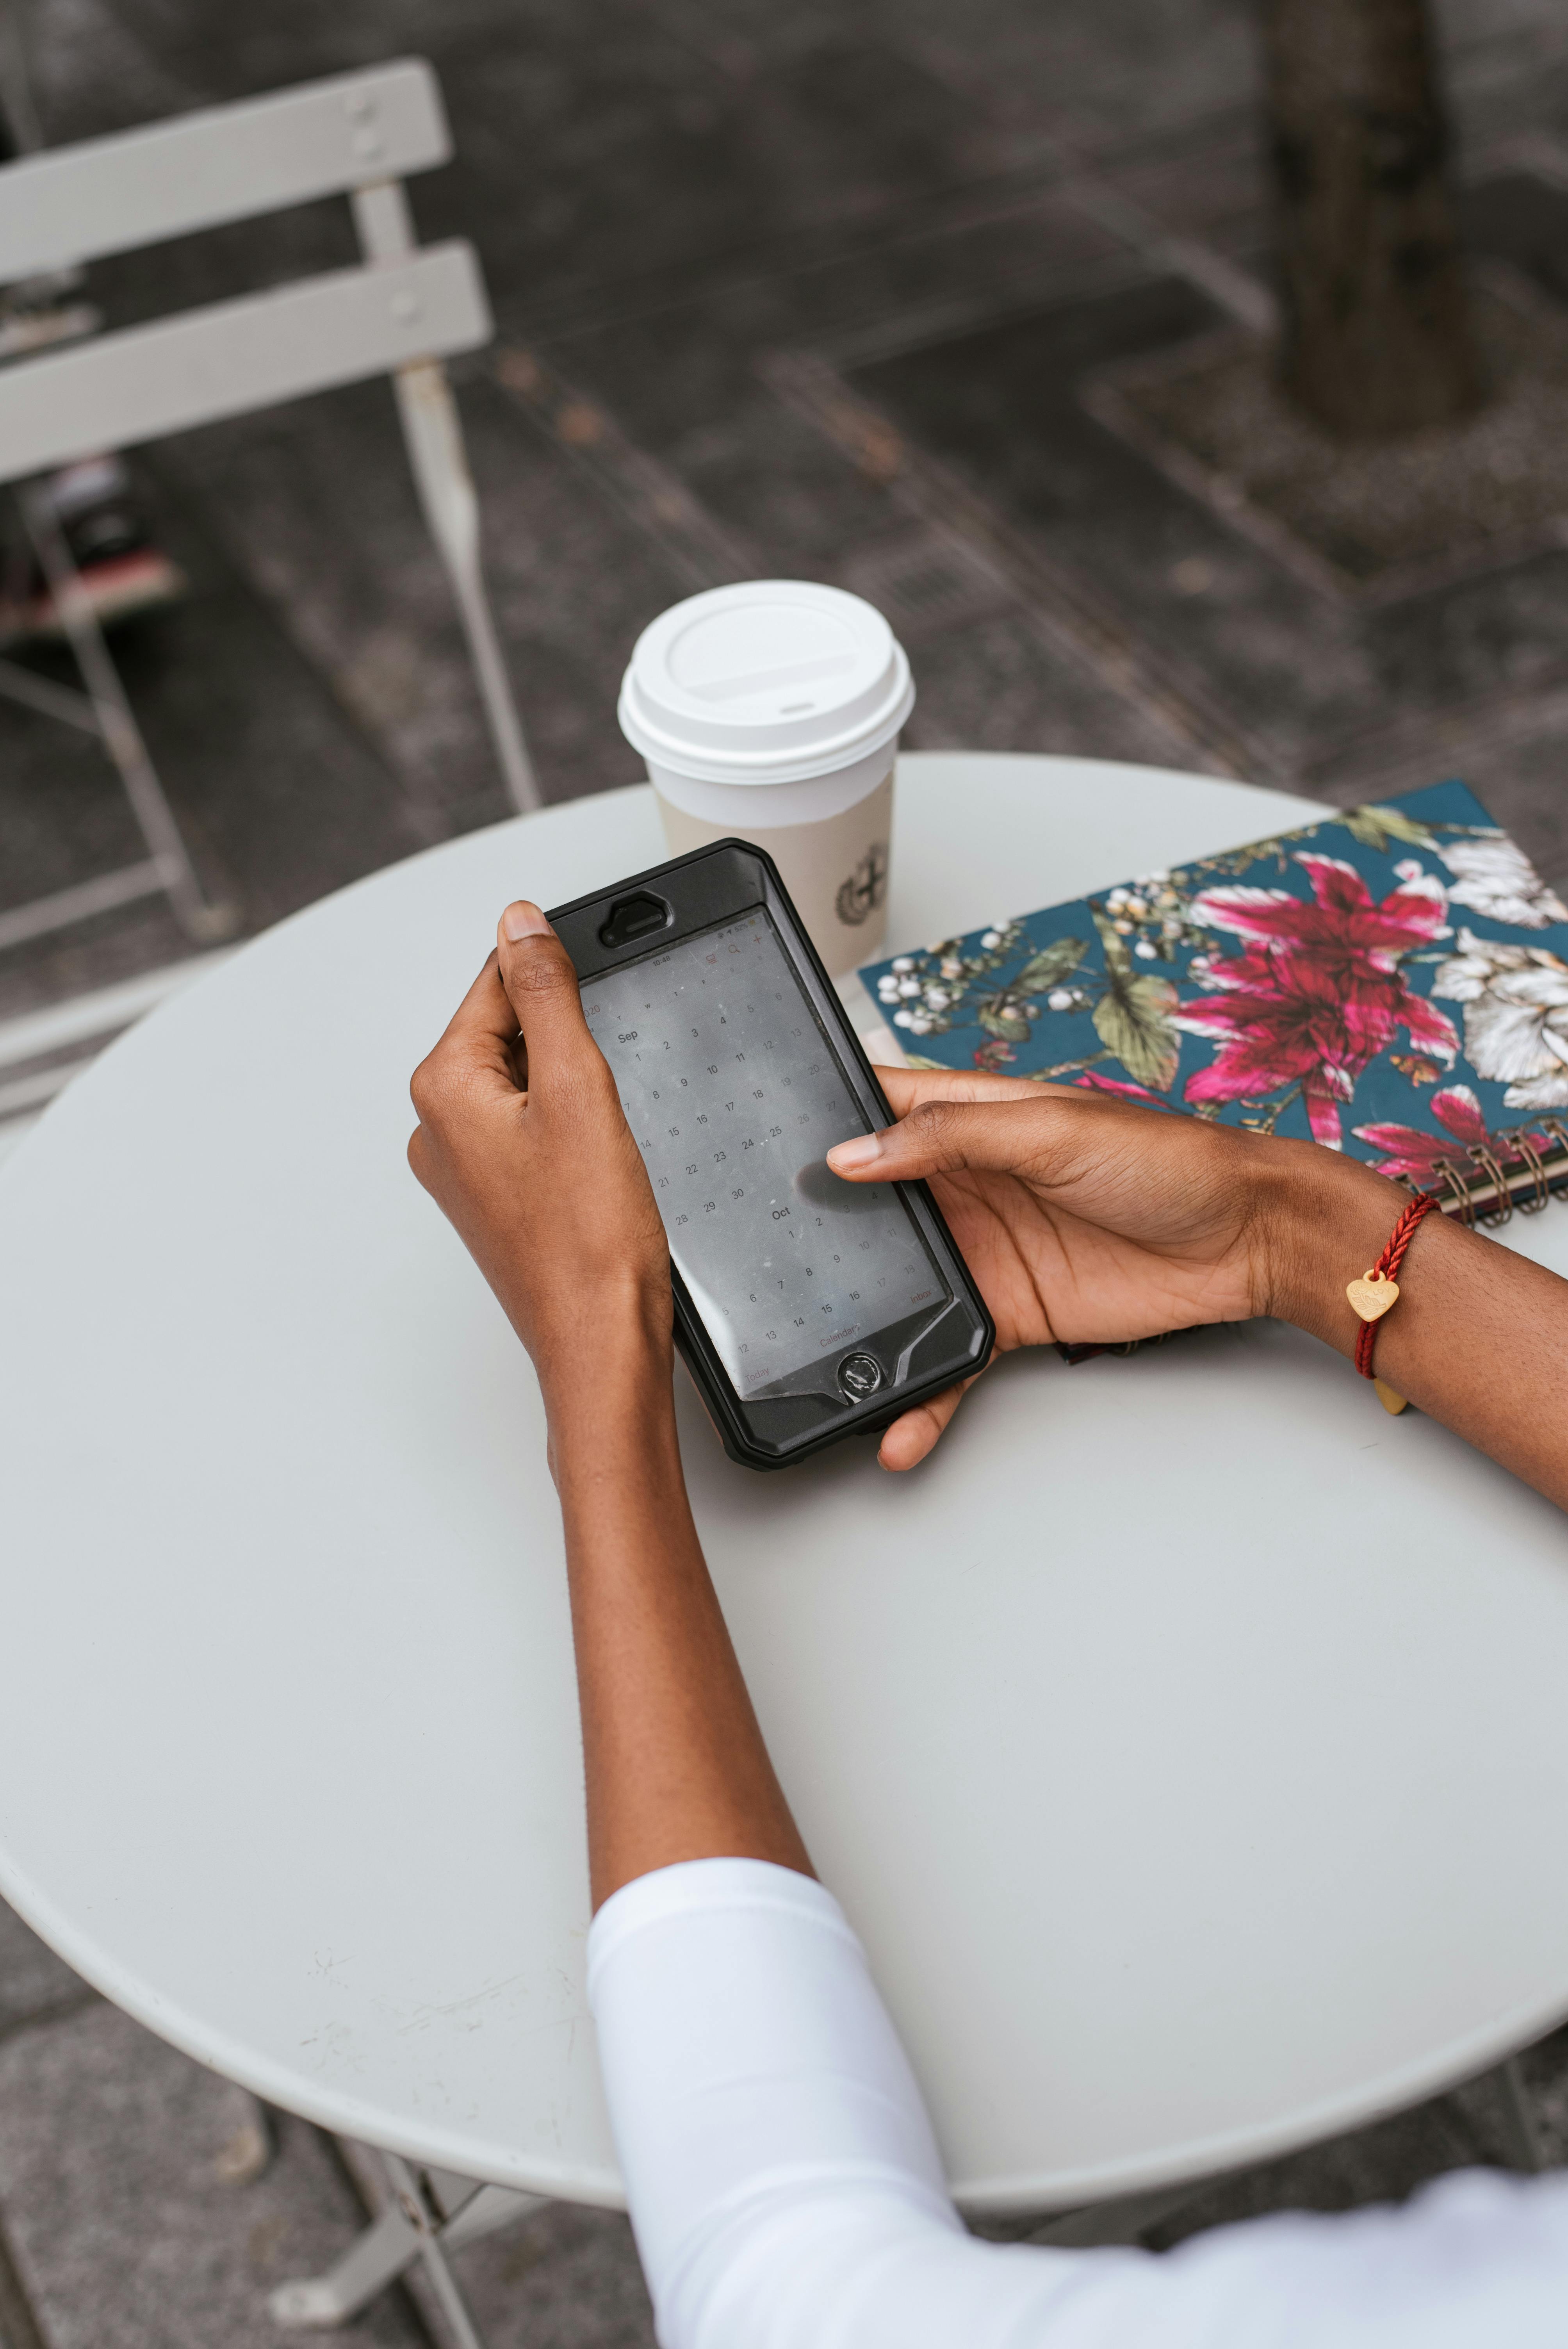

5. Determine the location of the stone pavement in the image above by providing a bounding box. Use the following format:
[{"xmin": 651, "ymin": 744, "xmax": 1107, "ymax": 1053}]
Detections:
[{"xmin": 6, "ymin": 0, "xmax": 1568, "ymax": 2340}]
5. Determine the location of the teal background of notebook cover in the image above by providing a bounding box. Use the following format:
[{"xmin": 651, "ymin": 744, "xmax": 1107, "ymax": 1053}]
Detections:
[{"xmin": 857, "ymin": 782, "xmax": 1568, "ymax": 1173}]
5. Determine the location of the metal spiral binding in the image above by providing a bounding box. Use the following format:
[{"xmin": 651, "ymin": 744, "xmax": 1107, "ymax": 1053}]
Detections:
[{"xmin": 1404, "ymin": 1116, "xmax": 1568, "ymax": 1229}]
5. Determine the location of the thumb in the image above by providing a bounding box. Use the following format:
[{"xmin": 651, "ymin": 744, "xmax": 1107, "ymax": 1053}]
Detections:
[
  {"xmin": 495, "ymin": 900, "xmax": 597, "ymax": 1082},
  {"xmin": 827, "ymin": 1093, "xmax": 1057, "ymax": 1183}
]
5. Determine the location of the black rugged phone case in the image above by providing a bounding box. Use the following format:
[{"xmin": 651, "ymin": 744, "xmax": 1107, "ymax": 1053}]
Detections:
[{"xmin": 548, "ymin": 839, "xmax": 994, "ymax": 1469}]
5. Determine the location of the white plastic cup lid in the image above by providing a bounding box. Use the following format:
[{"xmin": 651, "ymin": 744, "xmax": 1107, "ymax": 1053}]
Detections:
[{"xmin": 617, "ymin": 580, "xmax": 914, "ymax": 787}]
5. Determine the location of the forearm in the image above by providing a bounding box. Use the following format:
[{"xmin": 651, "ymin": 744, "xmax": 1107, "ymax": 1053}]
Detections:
[
  {"xmin": 1267, "ymin": 1148, "xmax": 1568, "ymax": 1508},
  {"xmin": 590, "ymin": 1860, "xmax": 1568, "ymax": 2349},
  {"xmin": 546, "ymin": 1327, "xmax": 811, "ymax": 1909}
]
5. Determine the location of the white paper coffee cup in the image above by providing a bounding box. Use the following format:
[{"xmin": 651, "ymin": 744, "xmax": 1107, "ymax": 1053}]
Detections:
[{"xmin": 617, "ymin": 580, "xmax": 914, "ymax": 971}]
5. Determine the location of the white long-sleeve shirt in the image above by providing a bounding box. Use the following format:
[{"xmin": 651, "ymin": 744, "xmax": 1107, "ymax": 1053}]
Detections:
[{"xmin": 587, "ymin": 1857, "xmax": 1568, "ymax": 2349}]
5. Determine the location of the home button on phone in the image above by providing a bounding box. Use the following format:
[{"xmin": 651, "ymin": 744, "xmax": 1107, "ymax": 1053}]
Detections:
[{"xmin": 837, "ymin": 1352, "xmax": 883, "ymax": 1401}]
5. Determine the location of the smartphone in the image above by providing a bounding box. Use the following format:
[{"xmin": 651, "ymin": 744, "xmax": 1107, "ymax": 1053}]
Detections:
[{"xmin": 548, "ymin": 840, "xmax": 993, "ymax": 1470}]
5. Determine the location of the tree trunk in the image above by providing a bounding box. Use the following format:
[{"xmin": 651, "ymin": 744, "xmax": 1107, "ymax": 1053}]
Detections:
[{"xmin": 1261, "ymin": 0, "xmax": 1485, "ymax": 438}]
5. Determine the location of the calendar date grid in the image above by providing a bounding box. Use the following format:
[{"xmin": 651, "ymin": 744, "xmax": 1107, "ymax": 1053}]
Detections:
[{"xmin": 581, "ymin": 913, "xmax": 945, "ymax": 1393}]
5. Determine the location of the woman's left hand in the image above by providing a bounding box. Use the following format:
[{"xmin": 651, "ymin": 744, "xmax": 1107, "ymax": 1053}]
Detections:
[{"xmin": 408, "ymin": 902, "xmax": 672, "ymax": 1418}]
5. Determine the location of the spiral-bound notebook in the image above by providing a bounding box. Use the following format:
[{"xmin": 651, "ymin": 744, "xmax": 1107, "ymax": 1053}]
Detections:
[{"xmin": 859, "ymin": 779, "xmax": 1568, "ymax": 1236}]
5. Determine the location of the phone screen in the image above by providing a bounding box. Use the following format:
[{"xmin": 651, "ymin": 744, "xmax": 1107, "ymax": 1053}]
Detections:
[{"xmin": 582, "ymin": 910, "xmax": 949, "ymax": 1399}]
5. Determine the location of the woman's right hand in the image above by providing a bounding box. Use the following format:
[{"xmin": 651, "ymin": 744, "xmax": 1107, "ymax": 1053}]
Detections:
[
  {"xmin": 827, "ymin": 1068, "xmax": 1401, "ymax": 1469},
  {"xmin": 408, "ymin": 902, "xmax": 673, "ymax": 1437}
]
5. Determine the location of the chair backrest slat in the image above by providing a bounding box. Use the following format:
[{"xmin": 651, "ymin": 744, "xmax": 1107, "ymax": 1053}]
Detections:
[
  {"xmin": 0, "ymin": 59, "xmax": 449, "ymax": 284},
  {"xmin": 0, "ymin": 244, "xmax": 490, "ymax": 483}
]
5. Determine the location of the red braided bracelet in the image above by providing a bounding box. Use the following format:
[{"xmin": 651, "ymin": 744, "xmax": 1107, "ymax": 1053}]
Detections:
[{"xmin": 1346, "ymin": 1191, "xmax": 1437, "ymax": 1406}]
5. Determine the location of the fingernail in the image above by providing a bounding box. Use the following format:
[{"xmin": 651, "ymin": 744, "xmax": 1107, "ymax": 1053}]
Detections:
[
  {"xmin": 502, "ymin": 900, "xmax": 551, "ymax": 941},
  {"xmin": 827, "ymin": 1131, "xmax": 883, "ymax": 1172}
]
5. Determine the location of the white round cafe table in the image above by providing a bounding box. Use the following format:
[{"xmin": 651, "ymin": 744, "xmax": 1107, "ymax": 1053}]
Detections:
[{"xmin": 3, "ymin": 752, "xmax": 1568, "ymax": 2218}]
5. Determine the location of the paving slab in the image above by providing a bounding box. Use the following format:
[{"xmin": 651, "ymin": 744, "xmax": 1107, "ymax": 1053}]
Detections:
[
  {"xmin": 23, "ymin": 0, "xmax": 196, "ymax": 143},
  {"xmin": 0, "ymin": 1898, "xmax": 89, "ymax": 2042},
  {"xmin": 0, "ymin": 685, "xmax": 149, "ymax": 911},
  {"xmin": 545, "ymin": 188, "xmax": 1128, "ymax": 445},
  {"xmin": 77, "ymin": 0, "xmax": 1025, "ymax": 329},
  {"xmin": 884, "ymin": 586, "xmax": 1202, "ymax": 771},
  {"xmin": 0, "ymin": 2001, "xmax": 427, "ymax": 2349},
  {"xmin": 410, "ymin": 2201, "xmax": 653, "ymax": 2349},
  {"xmin": 829, "ymin": 209, "xmax": 1568, "ymax": 797},
  {"xmin": 146, "ymin": 368, "xmax": 699, "ymax": 818},
  {"xmin": 1146, "ymin": 2050, "xmax": 1568, "ymax": 2246}
]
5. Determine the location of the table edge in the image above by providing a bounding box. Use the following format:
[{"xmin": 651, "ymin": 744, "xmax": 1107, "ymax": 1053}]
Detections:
[{"xmin": 5, "ymin": 1804, "xmax": 1564, "ymax": 2212}]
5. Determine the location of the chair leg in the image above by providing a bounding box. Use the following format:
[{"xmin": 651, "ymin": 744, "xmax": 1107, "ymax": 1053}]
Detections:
[
  {"xmin": 20, "ymin": 481, "xmax": 237, "ymax": 942},
  {"xmin": 270, "ymin": 2149, "xmax": 543, "ymax": 2343},
  {"xmin": 269, "ymin": 2203, "xmax": 422, "ymax": 2330},
  {"xmin": 381, "ymin": 2154, "xmax": 493, "ymax": 2349},
  {"xmin": 432, "ymin": 2179, "xmax": 550, "ymax": 2251},
  {"xmin": 390, "ymin": 357, "xmax": 540, "ymax": 815},
  {"xmin": 0, "ymin": 653, "xmax": 98, "ymax": 731}
]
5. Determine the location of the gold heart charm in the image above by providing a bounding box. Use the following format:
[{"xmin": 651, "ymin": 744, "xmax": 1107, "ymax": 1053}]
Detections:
[{"xmin": 1347, "ymin": 1273, "xmax": 1399, "ymax": 1322}]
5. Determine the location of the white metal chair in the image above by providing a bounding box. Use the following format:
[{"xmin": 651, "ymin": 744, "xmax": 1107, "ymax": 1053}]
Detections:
[{"xmin": 0, "ymin": 57, "xmax": 538, "ymax": 958}]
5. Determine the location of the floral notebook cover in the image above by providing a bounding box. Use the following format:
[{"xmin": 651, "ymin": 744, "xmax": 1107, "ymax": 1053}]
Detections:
[{"xmin": 858, "ymin": 780, "xmax": 1568, "ymax": 1182}]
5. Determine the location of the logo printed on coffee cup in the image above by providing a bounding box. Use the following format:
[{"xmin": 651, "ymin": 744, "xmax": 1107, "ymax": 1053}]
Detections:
[{"xmin": 836, "ymin": 842, "xmax": 889, "ymax": 927}]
